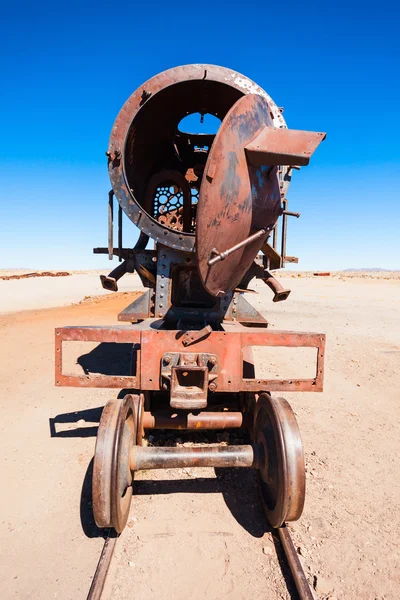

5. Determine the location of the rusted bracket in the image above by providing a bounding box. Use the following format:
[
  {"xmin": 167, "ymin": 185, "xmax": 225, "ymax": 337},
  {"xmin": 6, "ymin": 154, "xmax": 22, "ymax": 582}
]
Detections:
[
  {"xmin": 182, "ymin": 324, "xmax": 212, "ymax": 346},
  {"xmin": 161, "ymin": 351, "xmax": 218, "ymax": 409},
  {"xmin": 245, "ymin": 128, "xmax": 326, "ymax": 167},
  {"xmin": 261, "ymin": 242, "xmax": 282, "ymax": 270}
]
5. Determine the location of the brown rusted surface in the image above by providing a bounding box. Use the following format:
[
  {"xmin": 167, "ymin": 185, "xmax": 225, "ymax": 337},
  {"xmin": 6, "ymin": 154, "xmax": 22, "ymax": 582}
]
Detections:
[
  {"xmin": 130, "ymin": 444, "xmax": 258, "ymax": 471},
  {"xmin": 54, "ymin": 65, "xmax": 327, "ymax": 595},
  {"xmin": 261, "ymin": 241, "xmax": 282, "ymax": 270},
  {"xmin": 161, "ymin": 351, "xmax": 218, "ymax": 409},
  {"xmin": 140, "ymin": 327, "xmax": 325, "ymax": 393},
  {"xmin": 254, "ymin": 393, "xmax": 306, "ymax": 528},
  {"xmin": 196, "ymin": 94, "xmax": 281, "ymax": 297},
  {"xmin": 92, "ymin": 399, "xmax": 119, "ymax": 528},
  {"xmin": 100, "ymin": 261, "xmax": 127, "ymax": 292},
  {"xmin": 111, "ymin": 395, "xmax": 136, "ymax": 533},
  {"xmin": 144, "ymin": 170, "xmax": 193, "ymax": 232},
  {"xmin": 92, "ymin": 395, "xmax": 137, "ymax": 533},
  {"xmin": 142, "ymin": 410, "xmax": 248, "ymax": 430},
  {"xmin": 181, "ymin": 324, "xmax": 212, "ymax": 346},
  {"xmin": 108, "ymin": 64, "xmax": 288, "ymax": 253},
  {"xmin": 54, "ymin": 326, "xmax": 140, "ymax": 388},
  {"xmin": 132, "ymin": 393, "xmax": 145, "ymax": 446},
  {"xmin": 245, "ymin": 127, "xmax": 326, "ymax": 167},
  {"xmin": 261, "ymin": 270, "xmax": 291, "ymax": 302},
  {"xmin": 55, "ymin": 324, "xmax": 325, "ymax": 392},
  {"xmin": 170, "ymin": 364, "xmax": 208, "ymax": 409}
]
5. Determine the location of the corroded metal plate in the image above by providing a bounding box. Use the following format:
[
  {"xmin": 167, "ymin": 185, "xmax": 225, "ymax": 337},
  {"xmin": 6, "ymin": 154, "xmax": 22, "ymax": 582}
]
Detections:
[
  {"xmin": 245, "ymin": 127, "xmax": 326, "ymax": 167},
  {"xmin": 196, "ymin": 94, "xmax": 281, "ymax": 297}
]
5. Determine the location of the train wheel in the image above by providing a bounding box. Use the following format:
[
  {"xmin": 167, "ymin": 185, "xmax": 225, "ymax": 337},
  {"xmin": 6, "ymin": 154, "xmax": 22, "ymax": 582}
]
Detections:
[
  {"xmin": 254, "ymin": 393, "xmax": 305, "ymax": 528},
  {"xmin": 92, "ymin": 395, "xmax": 137, "ymax": 533},
  {"xmin": 131, "ymin": 393, "xmax": 144, "ymax": 446}
]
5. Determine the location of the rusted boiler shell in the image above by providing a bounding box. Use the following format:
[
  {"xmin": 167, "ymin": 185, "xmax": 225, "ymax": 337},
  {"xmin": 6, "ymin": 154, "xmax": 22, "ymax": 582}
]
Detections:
[{"xmin": 107, "ymin": 64, "xmax": 288, "ymax": 252}]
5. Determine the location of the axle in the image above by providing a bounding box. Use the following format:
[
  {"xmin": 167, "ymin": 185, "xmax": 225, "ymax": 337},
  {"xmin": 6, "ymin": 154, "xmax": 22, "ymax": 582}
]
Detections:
[
  {"xmin": 142, "ymin": 411, "xmax": 248, "ymax": 430},
  {"xmin": 130, "ymin": 444, "xmax": 263, "ymax": 471}
]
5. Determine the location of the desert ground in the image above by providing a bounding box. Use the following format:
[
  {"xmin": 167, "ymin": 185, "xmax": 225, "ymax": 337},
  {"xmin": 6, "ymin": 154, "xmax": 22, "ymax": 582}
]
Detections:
[{"xmin": 0, "ymin": 270, "xmax": 399, "ymax": 599}]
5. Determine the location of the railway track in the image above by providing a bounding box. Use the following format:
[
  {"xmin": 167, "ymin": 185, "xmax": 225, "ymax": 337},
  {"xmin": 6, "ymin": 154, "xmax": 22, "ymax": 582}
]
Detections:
[
  {"xmin": 87, "ymin": 517, "xmax": 314, "ymax": 600},
  {"xmin": 85, "ymin": 393, "xmax": 316, "ymax": 600}
]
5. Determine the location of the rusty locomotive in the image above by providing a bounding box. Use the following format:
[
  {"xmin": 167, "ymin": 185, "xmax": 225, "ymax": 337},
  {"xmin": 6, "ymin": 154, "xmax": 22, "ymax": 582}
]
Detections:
[{"xmin": 55, "ymin": 64, "xmax": 326, "ymax": 596}]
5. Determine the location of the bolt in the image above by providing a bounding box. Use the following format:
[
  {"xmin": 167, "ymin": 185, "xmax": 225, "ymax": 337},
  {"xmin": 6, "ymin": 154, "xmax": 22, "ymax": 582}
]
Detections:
[
  {"xmin": 162, "ymin": 382, "xmax": 168, "ymax": 390},
  {"xmin": 164, "ymin": 354, "xmax": 171, "ymax": 364},
  {"xmin": 208, "ymin": 382, "xmax": 217, "ymax": 392},
  {"xmin": 209, "ymin": 357, "xmax": 216, "ymax": 365}
]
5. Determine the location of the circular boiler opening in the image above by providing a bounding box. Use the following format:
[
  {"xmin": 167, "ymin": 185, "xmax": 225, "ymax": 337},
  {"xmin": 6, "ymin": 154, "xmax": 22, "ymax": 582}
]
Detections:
[
  {"xmin": 178, "ymin": 112, "xmax": 222, "ymax": 135},
  {"xmin": 123, "ymin": 79, "xmax": 243, "ymax": 235}
]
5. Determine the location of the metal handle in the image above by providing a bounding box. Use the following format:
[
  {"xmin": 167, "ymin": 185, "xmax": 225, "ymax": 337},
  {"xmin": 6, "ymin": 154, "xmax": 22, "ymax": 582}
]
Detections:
[{"xmin": 208, "ymin": 228, "xmax": 269, "ymax": 266}]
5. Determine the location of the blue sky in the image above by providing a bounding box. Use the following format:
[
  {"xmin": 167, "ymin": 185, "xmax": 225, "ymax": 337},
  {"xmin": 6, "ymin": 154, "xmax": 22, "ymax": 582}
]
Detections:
[{"xmin": 1, "ymin": 0, "xmax": 399, "ymax": 270}]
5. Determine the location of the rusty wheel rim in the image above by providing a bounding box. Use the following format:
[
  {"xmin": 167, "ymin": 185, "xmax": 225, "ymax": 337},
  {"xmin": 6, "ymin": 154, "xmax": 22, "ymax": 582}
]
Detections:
[
  {"xmin": 132, "ymin": 393, "xmax": 144, "ymax": 446},
  {"xmin": 254, "ymin": 393, "xmax": 305, "ymax": 528},
  {"xmin": 92, "ymin": 399, "xmax": 121, "ymax": 528},
  {"xmin": 92, "ymin": 396, "xmax": 137, "ymax": 532},
  {"xmin": 111, "ymin": 395, "xmax": 137, "ymax": 533}
]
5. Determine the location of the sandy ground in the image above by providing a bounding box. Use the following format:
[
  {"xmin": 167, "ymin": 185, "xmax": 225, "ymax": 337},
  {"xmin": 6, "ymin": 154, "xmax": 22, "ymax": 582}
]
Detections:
[
  {"xmin": 0, "ymin": 271, "xmax": 142, "ymax": 314},
  {"xmin": 0, "ymin": 273, "xmax": 399, "ymax": 599}
]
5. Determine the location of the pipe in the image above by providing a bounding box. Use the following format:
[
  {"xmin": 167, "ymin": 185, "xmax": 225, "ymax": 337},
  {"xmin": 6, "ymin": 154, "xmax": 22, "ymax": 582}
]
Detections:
[
  {"xmin": 142, "ymin": 411, "xmax": 248, "ymax": 430},
  {"xmin": 262, "ymin": 270, "xmax": 291, "ymax": 302},
  {"xmin": 100, "ymin": 261, "xmax": 128, "ymax": 292},
  {"xmin": 208, "ymin": 228, "xmax": 269, "ymax": 266},
  {"xmin": 130, "ymin": 444, "xmax": 261, "ymax": 471}
]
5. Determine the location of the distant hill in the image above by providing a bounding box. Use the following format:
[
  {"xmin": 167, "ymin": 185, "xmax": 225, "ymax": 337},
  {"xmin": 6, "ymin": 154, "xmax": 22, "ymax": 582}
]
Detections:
[{"xmin": 343, "ymin": 268, "xmax": 398, "ymax": 272}]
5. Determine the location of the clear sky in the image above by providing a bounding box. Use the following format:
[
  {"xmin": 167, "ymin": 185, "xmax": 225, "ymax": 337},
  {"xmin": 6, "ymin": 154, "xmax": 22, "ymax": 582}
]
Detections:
[{"xmin": 1, "ymin": 0, "xmax": 399, "ymax": 271}]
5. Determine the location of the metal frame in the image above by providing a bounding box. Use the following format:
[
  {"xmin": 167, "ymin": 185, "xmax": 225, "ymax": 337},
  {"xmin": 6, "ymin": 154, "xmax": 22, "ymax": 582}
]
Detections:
[{"xmin": 55, "ymin": 323, "xmax": 325, "ymax": 392}]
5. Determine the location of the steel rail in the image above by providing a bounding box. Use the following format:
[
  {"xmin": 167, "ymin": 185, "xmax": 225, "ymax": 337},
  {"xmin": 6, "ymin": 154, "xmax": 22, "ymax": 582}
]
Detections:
[
  {"xmin": 86, "ymin": 521, "xmax": 314, "ymax": 600},
  {"xmin": 87, "ymin": 532, "xmax": 118, "ymax": 600},
  {"xmin": 277, "ymin": 524, "xmax": 314, "ymax": 600}
]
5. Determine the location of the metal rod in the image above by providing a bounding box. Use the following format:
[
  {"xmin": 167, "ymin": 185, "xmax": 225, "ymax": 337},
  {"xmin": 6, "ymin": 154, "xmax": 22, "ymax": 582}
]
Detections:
[
  {"xmin": 272, "ymin": 223, "xmax": 278, "ymax": 251},
  {"xmin": 130, "ymin": 444, "xmax": 260, "ymax": 471},
  {"xmin": 118, "ymin": 204, "xmax": 123, "ymax": 263},
  {"xmin": 281, "ymin": 200, "xmax": 288, "ymax": 265},
  {"xmin": 277, "ymin": 525, "xmax": 314, "ymax": 600},
  {"xmin": 108, "ymin": 191, "xmax": 114, "ymax": 261},
  {"xmin": 142, "ymin": 411, "xmax": 248, "ymax": 430},
  {"xmin": 208, "ymin": 228, "xmax": 268, "ymax": 266},
  {"xmin": 282, "ymin": 210, "xmax": 300, "ymax": 218}
]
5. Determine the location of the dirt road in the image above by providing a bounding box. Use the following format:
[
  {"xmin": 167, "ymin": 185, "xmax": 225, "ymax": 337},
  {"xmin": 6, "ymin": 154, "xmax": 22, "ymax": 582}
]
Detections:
[{"xmin": 1, "ymin": 276, "xmax": 399, "ymax": 599}]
